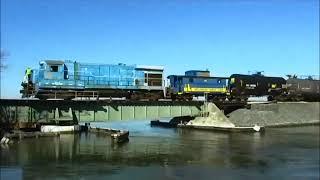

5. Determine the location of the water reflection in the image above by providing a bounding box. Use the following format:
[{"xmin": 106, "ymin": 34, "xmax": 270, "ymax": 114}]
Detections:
[{"xmin": 0, "ymin": 121, "xmax": 319, "ymax": 179}]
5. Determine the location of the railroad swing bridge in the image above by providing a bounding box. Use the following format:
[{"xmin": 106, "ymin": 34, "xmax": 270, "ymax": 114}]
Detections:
[
  {"xmin": 0, "ymin": 99, "xmax": 201, "ymax": 123},
  {"xmin": 0, "ymin": 99, "xmax": 246, "ymax": 124}
]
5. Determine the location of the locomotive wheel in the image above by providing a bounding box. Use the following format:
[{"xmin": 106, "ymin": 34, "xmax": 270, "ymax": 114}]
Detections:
[
  {"xmin": 171, "ymin": 94, "xmax": 177, "ymax": 101},
  {"xmin": 37, "ymin": 96, "xmax": 48, "ymax": 100}
]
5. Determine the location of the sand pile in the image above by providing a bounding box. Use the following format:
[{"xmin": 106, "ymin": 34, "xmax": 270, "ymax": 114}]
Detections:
[{"xmin": 186, "ymin": 103, "xmax": 235, "ymax": 128}]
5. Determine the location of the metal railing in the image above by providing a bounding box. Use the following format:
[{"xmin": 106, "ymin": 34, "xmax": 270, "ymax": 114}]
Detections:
[{"xmin": 38, "ymin": 74, "xmax": 164, "ymax": 88}]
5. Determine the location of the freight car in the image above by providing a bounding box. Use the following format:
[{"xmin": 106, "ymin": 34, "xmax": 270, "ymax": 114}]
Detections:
[
  {"xmin": 21, "ymin": 60, "xmax": 165, "ymax": 100},
  {"xmin": 228, "ymin": 72, "xmax": 286, "ymax": 101},
  {"xmin": 167, "ymin": 70, "xmax": 229, "ymax": 101},
  {"xmin": 284, "ymin": 76, "xmax": 320, "ymax": 101}
]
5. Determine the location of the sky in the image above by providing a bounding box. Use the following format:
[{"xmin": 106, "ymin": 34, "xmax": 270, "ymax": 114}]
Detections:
[{"xmin": 1, "ymin": 0, "xmax": 319, "ymax": 98}]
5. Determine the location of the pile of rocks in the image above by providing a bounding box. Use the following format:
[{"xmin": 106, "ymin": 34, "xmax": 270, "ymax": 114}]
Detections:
[{"xmin": 228, "ymin": 102, "xmax": 320, "ymax": 127}]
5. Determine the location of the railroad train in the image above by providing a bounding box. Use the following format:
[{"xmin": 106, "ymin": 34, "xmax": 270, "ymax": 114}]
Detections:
[{"xmin": 20, "ymin": 60, "xmax": 320, "ymax": 102}]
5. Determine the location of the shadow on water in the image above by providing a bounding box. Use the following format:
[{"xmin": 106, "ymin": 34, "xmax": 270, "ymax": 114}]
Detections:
[{"xmin": 1, "ymin": 120, "xmax": 319, "ymax": 180}]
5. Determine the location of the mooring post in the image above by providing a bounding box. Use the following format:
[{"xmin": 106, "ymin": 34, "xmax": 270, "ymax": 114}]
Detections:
[{"xmin": 15, "ymin": 106, "xmax": 18, "ymax": 123}]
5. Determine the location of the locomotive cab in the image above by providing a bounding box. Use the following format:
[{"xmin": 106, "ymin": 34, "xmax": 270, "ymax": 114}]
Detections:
[
  {"xmin": 133, "ymin": 65, "xmax": 165, "ymax": 100},
  {"xmin": 22, "ymin": 60, "xmax": 80, "ymax": 99},
  {"xmin": 39, "ymin": 60, "xmax": 67, "ymax": 81}
]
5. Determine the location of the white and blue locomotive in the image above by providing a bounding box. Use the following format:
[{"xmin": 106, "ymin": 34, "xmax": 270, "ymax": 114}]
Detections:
[{"xmin": 21, "ymin": 60, "xmax": 164, "ymax": 100}]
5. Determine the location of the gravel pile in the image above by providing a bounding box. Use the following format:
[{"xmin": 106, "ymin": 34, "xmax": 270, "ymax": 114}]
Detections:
[{"xmin": 228, "ymin": 102, "xmax": 320, "ymax": 127}]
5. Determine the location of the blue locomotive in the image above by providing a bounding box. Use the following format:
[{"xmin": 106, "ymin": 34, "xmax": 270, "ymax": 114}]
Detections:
[
  {"xmin": 21, "ymin": 60, "xmax": 164, "ymax": 100},
  {"xmin": 167, "ymin": 70, "xmax": 229, "ymax": 100}
]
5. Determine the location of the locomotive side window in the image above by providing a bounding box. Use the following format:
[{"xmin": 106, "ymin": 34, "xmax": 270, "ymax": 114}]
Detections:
[
  {"xmin": 50, "ymin": 65, "xmax": 58, "ymax": 72},
  {"xmin": 230, "ymin": 78, "xmax": 235, "ymax": 84},
  {"xmin": 64, "ymin": 64, "xmax": 68, "ymax": 79},
  {"xmin": 189, "ymin": 78, "xmax": 194, "ymax": 83},
  {"xmin": 173, "ymin": 76, "xmax": 177, "ymax": 83},
  {"xmin": 145, "ymin": 74, "xmax": 148, "ymax": 83}
]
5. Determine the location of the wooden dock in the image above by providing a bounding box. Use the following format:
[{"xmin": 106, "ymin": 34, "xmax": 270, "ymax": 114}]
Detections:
[
  {"xmin": 1, "ymin": 130, "xmax": 60, "ymax": 144},
  {"xmin": 5, "ymin": 130, "xmax": 60, "ymax": 139},
  {"xmin": 177, "ymin": 124, "xmax": 265, "ymax": 132},
  {"xmin": 88, "ymin": 127, "xmax": 129, "ymax": 143}
]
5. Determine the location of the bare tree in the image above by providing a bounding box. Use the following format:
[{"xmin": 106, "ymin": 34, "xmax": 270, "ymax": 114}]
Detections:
[
  {"xmin": 0, "ymin": 49, "xmax": 9, "ymax": 71},
  {"xmin": 0, "ymin": 49, "xmax": 9, "ymax": 99}
]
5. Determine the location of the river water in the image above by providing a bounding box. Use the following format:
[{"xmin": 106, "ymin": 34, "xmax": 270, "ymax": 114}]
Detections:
[{"xmin": 1, "ymin": 121, "xmax": 319, "ymax": 180}]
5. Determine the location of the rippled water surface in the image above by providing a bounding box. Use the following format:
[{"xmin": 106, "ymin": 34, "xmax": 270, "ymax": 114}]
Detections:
[{"xmin": 1, "ymin": 121, "xmax": 319, "ymax": 180}]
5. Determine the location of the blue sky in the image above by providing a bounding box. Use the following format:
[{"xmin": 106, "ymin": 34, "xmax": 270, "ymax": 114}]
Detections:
[{"xmin": 1, "ymin": 0, "xmax": 319, "ymax": 98}]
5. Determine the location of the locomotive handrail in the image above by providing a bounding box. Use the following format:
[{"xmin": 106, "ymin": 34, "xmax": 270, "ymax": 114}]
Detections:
[{"xmin": 298, "ymin": 75, "xmax": 320, "ymax": 80}]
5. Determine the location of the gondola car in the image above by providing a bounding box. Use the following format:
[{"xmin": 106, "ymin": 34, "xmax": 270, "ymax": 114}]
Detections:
[
  {"xmin": 167, "ymin": 70, "xmax": 228, "ymax": 101},
  {"xmin": 285, "ymin": 77, "xmax": 320, "ymax": 101},
  {"xmin": 20, "ymin": 60, "xmax": 165, "ymax": 100},
  {"xmin": 229, "ymin": 72, "xmax": 286, "ymax": 100}
]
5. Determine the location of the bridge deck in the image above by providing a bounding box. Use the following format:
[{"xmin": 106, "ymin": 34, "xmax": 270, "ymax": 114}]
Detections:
[
  {"xmin": 0, "ymin": 99, "xmax": 203, "ymax": 106},
  {"xmin": 0, "ymin": 99, "xmax": 246, "ymax": 122}
]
